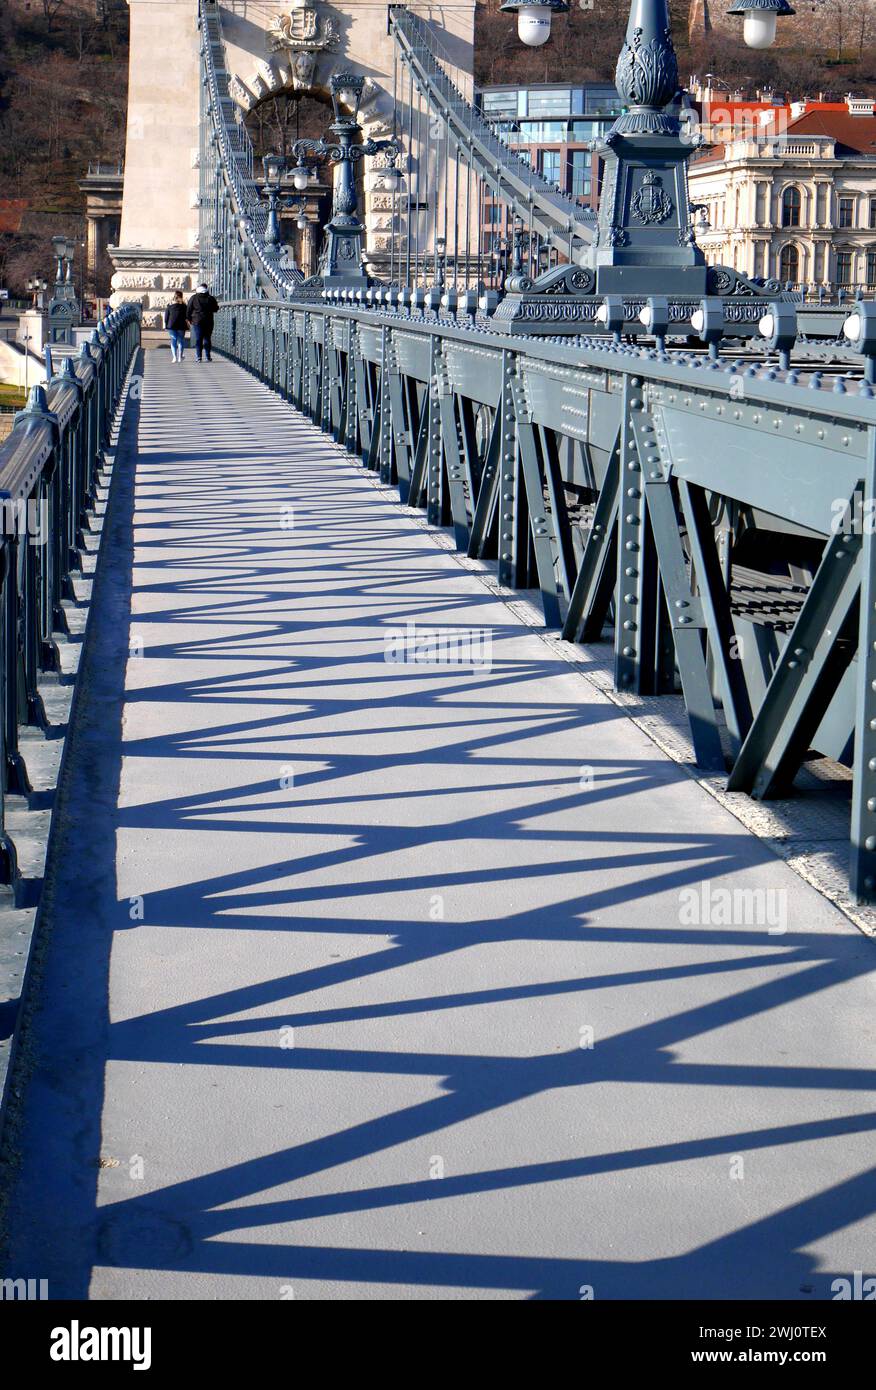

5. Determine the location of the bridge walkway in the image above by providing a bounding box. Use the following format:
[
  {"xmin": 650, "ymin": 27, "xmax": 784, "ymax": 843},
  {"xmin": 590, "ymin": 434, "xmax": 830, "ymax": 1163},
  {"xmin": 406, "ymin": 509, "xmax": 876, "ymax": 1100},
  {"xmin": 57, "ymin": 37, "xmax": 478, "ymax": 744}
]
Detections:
[{"xmin": 2, "ymin": 347, "xmax": 874, "ymax": 1300}]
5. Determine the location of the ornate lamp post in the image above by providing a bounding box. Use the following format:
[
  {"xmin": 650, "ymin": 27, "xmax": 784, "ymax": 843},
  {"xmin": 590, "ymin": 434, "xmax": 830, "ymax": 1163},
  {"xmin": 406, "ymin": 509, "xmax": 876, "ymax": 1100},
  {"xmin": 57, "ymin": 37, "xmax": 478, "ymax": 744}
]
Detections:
[
  {"xmin": 259, "ymin": 155, "xmax": 323, "ymax": 274},
  {"xmin": 590, "ymin": 0, "xmax": 794, "ymax": 295},
  {"xmin": 510, "ymin": 217, "xmax": 528, "ymax": 277},
  {"xmin": 434, "ymin": 235, "xmax": 447, "ymax": 291},
  {"xmin": 27, "ymin": 276, "xmax": 48, "ymax": 310},
  {"xmin": 261, "ymin": 152, "xmax": 287, "ymax": 253},
  {"xmin": 495, "ymin": 0, "xmax": 797, "ymax": 331},
  {"xmin": 290, "ymin": 72, "xmax": 402, "ymax": 287},
  {"xmin": 48, "ymin": 235, "xmax": 80, "ymax": 343}
]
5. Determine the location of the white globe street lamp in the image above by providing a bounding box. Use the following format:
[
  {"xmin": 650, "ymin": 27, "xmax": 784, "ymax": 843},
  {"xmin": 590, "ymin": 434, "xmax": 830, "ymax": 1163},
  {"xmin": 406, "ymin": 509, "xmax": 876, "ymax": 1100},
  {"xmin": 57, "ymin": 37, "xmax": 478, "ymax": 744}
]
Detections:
[
  {"xmin": 499, "ymin": 0, "xmax": 569, "ymax": 48},
  {"xmin": 292, "ymin": 161, "xmax": 311, "ymax": 192},
  {"xmin": 727, "ymin": 0, "xmax": 796, "ymax": 50}
]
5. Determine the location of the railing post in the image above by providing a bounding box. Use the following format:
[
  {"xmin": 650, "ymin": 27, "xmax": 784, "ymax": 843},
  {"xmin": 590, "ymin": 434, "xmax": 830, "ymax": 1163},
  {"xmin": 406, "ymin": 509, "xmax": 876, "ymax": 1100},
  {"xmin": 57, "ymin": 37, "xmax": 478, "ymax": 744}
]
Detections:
[
  {"xmin": 851, "ymin": 425, "xmax": 876, "ymax": 903},
  {"xmin": 496, "ymin": 348, "xmax": 521, "ymax": 588}
]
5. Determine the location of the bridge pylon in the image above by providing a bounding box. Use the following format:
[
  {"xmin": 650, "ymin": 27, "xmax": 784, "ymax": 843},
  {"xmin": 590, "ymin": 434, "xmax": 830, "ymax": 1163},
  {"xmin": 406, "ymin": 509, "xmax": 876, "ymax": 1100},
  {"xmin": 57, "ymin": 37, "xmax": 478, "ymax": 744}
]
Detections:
[{"xmin": 110, "ymin": 2, "xmax": 476, "ymax": 323}]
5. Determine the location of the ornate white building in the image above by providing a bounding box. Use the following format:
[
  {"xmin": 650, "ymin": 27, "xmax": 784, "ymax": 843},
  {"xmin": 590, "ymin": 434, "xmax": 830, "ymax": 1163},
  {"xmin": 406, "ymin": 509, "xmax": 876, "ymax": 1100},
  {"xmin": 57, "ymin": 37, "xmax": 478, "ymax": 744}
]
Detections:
[{"xmin": 688, "ymin": 100, "xmax": 876, "ymax": 290}]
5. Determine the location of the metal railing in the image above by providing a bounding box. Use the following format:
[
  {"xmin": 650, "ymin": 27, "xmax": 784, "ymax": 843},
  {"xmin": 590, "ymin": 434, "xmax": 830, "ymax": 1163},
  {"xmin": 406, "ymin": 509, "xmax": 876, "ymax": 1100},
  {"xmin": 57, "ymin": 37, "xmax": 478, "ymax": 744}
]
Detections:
[
  {"xmin": 0, "ymin": 304, "xmax": 140, "ymax": 887},
  {"xmin": 215, "ymin": 294, "xmax": 876, "ymax": 903}
]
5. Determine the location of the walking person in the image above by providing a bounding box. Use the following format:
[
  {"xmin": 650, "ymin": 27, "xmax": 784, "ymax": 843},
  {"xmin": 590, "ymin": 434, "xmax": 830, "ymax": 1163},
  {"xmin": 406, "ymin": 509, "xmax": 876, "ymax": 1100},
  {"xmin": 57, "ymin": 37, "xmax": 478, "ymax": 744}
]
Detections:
[
  {"xmin": 187, "ymin": 282, "xmax": 220, "ymax": 362},
  {"xmin": 164, "ymin": 290, "xmax": 188, "ymax": 362}
]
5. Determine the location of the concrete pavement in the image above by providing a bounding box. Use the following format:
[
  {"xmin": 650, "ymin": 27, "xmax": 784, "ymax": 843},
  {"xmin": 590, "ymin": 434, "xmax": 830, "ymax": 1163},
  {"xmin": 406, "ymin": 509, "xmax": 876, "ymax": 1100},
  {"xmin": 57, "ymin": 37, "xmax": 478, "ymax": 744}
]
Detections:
[{"xmin": 2, "ymin": 346, "xmax": 875, "ymax": 1300}]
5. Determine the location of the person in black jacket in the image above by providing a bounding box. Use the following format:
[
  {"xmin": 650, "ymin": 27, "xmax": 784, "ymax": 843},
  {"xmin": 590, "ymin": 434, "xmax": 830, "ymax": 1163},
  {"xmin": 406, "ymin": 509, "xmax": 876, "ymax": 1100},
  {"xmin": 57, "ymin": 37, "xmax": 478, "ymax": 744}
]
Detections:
[
  {"xmin": 186, "ymin": 283, "xmax": 220, "ymax": 362},
  {"xmin": 163, "ymin": 291, "xmax": 188, "ymax": 362}
]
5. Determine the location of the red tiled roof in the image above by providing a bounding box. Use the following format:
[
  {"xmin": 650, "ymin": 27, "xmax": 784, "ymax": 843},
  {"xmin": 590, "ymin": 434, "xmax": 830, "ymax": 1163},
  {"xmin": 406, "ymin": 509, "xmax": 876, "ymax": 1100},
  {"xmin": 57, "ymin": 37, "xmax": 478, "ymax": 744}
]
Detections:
[
  {"xmin": 691, "ymin": 143, "xmax": 726, "ymax": 165},
  {"xmin": 700, "ymin": 100, "xmax": 782, "ymax": 114},
  {"xmin": 786, "ymin": 109, "xmax": 876, "ymax": 156}
]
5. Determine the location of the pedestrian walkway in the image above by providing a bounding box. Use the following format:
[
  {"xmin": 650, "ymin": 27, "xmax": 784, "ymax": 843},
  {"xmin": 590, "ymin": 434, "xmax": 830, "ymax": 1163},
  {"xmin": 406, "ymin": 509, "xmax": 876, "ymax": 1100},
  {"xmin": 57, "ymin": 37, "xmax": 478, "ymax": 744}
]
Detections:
[{"xmin": 2, "ymin": 346, "xmax": 874, "ymax": 1300}]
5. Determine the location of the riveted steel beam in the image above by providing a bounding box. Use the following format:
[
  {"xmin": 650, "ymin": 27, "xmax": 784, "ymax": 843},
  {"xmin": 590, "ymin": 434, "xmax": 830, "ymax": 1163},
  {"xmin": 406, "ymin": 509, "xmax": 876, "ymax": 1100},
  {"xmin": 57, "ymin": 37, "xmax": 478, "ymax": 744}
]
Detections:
[
  {"xmin": 468, "ymin": 405, "xmax": 501, "ymax": 561},
  {"xmin": 677, "ymin": 479, "xmax": 754, "ymax": 753},
  {"xmin": 497, "ymin": 350, "xmax": 524, "ymax": 590},
  {"xmin": 850, "ymin": 428, "xmax": 876, "ymax": 903},
  {"xmin": 561, "ymin": 431, "xmax": 620, "ymax": 645},
  {"xmin": 510, "ymin": 378, "xmax": 563, "ymax": 628},
  {"xmin": 615, "ymin": 379, "xmax": 656, "ymax": 694},
  {"xmin": 437, "ymin": 377, "xmax": 472, "ymax": 552},
  {"xmin": 426, "ymin": 336, "xmax": 445, "ymax": 526}
]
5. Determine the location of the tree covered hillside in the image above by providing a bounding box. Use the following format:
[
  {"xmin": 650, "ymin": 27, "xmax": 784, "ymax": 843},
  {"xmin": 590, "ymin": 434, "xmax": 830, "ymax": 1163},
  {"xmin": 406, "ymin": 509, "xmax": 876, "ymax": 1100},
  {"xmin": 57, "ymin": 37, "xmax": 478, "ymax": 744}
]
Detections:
[{"xmin": 0, "ymin": 0, "xmax": 128, "ymax": 293}]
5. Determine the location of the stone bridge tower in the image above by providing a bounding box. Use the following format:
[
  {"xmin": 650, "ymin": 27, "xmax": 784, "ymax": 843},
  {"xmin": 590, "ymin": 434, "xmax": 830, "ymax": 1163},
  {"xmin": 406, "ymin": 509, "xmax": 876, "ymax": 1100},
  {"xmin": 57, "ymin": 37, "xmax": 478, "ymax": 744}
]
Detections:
[{"xmin": 111, "ymin": 2, "xmax": 476, "ymax": 325}]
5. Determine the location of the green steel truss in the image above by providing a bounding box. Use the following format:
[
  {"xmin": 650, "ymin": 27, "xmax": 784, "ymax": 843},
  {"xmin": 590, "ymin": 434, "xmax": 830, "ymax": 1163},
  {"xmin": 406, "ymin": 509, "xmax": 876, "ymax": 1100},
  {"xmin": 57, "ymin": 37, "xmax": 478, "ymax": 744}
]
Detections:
[{"xmin": 216, "ymin": 299, "xmax": 876, "ymax": 903}]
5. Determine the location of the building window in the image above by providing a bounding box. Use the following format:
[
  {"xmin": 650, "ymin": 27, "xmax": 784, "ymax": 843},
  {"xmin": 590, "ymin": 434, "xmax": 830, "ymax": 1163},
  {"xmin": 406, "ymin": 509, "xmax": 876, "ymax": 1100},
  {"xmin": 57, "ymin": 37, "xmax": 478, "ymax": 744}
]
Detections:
[
  {"xmin": 870, "ymin": 198, "xmax": 876, "ymax": 230},
  {"xmin": 526, "ymin": 89, "xmax": 572, "ymax": 118},
  {"xmin": 568, "ymin": 120, "xmax": 598, "ymax": 141},
  {"xmin": 836, "ymin": 250, "xmax": 855, "ymax": 286},
  {"xmin": 584, "ymin": 86, "xmax": 623, "ymax": 115},
  {"xmin": 779, "ymin": 243, "xmax": 799, "ymax": 283},
  {"xmin": 781, "ymin": 186, "xmax": 801, "ymax": 227},
  {"xmin": 567, "ymin": 149, "xmax": 592, "ymax": 201},
  {"xmin": 483, "ymin": 204, "xmax": 504, "ymax": 225},
  {"xmin": 867, "ymin": 250, "xmax": 876, "ymax": 288},
  {"xmin": 520, "ymin": 120, "xmax": 568, "ymax": 142},
  {"xmin": 838, "ymin": 196, "xmax": 855, "ymax": 229},
  {"xmin": 482, "ymin": 92, "xmax": 517, "ymax": 120},
  {"xmin": 539, "ymin": 150, "xmax": 561, "ymax": 187}
]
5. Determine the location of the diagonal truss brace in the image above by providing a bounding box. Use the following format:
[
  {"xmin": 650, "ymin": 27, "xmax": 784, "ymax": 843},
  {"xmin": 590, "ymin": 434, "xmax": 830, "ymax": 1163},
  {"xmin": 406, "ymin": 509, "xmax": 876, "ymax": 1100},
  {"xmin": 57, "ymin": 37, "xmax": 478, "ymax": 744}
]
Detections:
[{"xmin": 727, "ymin": 512, "xmax": 863, "ymax": 800}]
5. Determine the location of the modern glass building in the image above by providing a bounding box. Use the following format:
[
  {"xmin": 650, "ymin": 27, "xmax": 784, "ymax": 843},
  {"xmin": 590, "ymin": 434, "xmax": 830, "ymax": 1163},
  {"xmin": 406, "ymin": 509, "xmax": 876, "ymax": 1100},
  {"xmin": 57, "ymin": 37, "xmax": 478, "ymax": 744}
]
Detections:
[{"xmin": 476, "ymin": 84, "xmax": 624, "ymax": 269}]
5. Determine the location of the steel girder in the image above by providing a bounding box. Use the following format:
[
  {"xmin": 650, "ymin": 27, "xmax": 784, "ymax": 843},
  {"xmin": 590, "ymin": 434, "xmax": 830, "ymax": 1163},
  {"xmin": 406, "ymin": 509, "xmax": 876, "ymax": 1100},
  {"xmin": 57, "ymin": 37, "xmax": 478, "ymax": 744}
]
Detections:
[{"xmin": 216, "ymin": 299, "xmax": 876, "ymax": 902}]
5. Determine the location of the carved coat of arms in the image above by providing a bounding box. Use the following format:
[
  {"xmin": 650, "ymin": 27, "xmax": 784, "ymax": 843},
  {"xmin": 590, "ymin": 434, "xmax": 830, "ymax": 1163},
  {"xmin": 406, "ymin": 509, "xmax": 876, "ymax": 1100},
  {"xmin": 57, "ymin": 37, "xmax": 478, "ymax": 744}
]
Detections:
[
  {"xmin": 631, "ymin": 172, "xmax": 673, "ymax": 225},
  {"xmin": 268, "ymin": 2, "xmax": 339, "ymax": 52}
]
